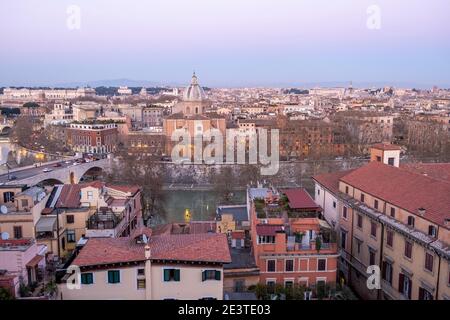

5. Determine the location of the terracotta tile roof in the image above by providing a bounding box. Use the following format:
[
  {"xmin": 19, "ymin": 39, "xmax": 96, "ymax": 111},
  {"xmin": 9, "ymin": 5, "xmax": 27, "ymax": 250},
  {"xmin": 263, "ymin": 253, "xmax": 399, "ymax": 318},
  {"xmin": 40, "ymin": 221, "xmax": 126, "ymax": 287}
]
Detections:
[
  {"xmin": 72, "ymin": 233, "xmax": 231, "ymax": 267},
  {"xmin": 401, "ymin": 163, "xmax": 450, "ymax": 184},
  {"xmin": 56, "ymin": 184, "xmax": 81, "ymax": 208},
  {"xmin": 80, "ymin": 181, "xmax": 104, "ymax": 189},
  {"xmin": 371, "ymin": 143, "xmax": 401, "ymax": 151},
  {"xmin": 313, "ymin": 169, "xmax": 355, "ymax": 194},
  {"xmin": 280, "ymin": 188, "xmax": 320, "ymax": 210},
  {"xmin": 340, "ymin": 161, "xmax": 450, "ymax": 226},
  {"xmin": 256, "ymin": 224, "xmax": 284, "ymax": 236}
]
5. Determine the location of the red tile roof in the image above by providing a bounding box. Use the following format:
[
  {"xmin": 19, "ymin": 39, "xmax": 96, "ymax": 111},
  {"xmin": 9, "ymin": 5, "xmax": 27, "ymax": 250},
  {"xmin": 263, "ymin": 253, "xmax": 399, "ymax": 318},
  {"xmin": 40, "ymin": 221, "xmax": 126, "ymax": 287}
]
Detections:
[
  {"xmin": 280, "ymin": 188, "xmax": 320, "ymax": 210},
  {"xmin": 72, "ymin": 233, "xmax": 231, "ymax": 267},
  {"xmin": 341, "ymin": 161, "xmax": 450, "ymax": 226},
  {"xmin": 401, "ymin": 163, "xmax": 450, "ymax": 184},
  {"xmin": 56, "ymin": 184, "xmax": 81, "ymax": 208},
  {"xmin": 256, "ymin": 224, "xmax": 284, "ymax": 236},
  {"xmin": 371, "ymin": 143, "xmax": 401, "ymax": 151},
  {"xmin": 313, "ymin": 170, "xmax": 355, "ymax": 194}
]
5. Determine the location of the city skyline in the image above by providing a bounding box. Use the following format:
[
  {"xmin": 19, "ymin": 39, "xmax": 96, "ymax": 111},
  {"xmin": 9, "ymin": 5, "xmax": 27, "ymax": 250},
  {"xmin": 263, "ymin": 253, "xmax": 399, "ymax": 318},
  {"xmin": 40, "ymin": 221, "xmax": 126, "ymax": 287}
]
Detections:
[{"xmin": 1, "ymin": 0, "xmax": 450, "ymax": 87}]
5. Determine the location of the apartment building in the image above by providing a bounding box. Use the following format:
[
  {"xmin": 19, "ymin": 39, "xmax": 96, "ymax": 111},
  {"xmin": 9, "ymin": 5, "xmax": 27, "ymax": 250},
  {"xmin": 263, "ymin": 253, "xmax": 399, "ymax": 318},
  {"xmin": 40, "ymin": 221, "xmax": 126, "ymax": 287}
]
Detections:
[
  {"xmin": 0, "ymin": 238, "xmax": 47, "ymax": 297},
  {"xmin": 57, "ymin": 228, "xmax": 231, "ymax": 300},
  {"xmin": 66, "ymin": 122, "xmax": 118, "ymax": 154},
  {"xmin": 247, "ymin": 187, "xmax": 338, "ymax": 295},
  {"xmin": 313, "ymin": 144, "xmax": 450, "ymax": 300},
  {"xmin": 29, "ymin": 182, "xmax": 142, "ymax": 259}
]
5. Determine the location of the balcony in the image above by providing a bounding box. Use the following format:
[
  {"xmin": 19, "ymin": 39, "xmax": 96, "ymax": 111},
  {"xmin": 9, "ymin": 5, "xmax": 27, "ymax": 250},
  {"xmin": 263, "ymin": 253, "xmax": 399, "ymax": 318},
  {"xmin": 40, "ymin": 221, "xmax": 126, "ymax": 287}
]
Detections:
[{"xmin": 86, "ymin": 212, "xmax": 123, "ymax": 230}]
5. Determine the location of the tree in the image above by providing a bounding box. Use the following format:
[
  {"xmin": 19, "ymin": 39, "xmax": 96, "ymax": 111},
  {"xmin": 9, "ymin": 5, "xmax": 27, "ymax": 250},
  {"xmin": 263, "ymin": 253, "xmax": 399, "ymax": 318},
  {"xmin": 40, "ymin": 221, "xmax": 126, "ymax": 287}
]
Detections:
[
  {"xmin": 11, "ymin": 115, "xmax": 35, "ymax": 146},
  {"xmin": 209, "ymin": 166, "xmax": 236, "ymax": 203},
  {"xmin": 106, "ymin": 152, "xmax": 167, "ymax": 223},
  {"xmin": 0, "ymin": 287, "xmax": 14, "ymax": 300}
]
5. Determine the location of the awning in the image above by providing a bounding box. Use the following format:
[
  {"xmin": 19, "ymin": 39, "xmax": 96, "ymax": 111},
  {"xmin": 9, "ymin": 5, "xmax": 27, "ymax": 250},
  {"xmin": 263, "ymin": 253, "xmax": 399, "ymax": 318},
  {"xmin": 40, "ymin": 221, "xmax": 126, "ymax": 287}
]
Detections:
[
  {"xmin": 318, "ymin": 219, "xmax": 332, "ymax": 230},
  {"xmin": 36, "ymin": 216, "xmax": 57, "ymax": 233},
  {"xmin": 26, "ymin": 255, "xmax": 44, "ymax": 268}
]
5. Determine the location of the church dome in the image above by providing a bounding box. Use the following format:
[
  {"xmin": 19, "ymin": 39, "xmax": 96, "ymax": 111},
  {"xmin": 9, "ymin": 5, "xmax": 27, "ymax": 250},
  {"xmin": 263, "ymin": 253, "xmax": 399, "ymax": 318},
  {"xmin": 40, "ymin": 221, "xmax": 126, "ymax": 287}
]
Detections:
[{"xmin": 183, "ymin": 72, "xmax": 207, "ymax": 102}]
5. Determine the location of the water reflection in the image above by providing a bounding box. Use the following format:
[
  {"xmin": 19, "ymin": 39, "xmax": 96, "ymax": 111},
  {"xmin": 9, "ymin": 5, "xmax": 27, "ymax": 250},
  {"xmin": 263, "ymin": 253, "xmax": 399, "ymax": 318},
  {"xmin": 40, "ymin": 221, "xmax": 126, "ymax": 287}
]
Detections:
[{"xmin": 163, "ymin": 189, "xmax": 246, "ymax": 223}]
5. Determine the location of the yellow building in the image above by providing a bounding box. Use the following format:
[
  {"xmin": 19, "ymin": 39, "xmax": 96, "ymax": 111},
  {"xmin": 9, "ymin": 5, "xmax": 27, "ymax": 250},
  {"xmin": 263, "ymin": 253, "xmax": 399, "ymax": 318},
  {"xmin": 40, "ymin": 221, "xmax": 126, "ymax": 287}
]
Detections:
[{"xmin": 314, "ymin": 144, "xmax": 450, "ymax": 300}]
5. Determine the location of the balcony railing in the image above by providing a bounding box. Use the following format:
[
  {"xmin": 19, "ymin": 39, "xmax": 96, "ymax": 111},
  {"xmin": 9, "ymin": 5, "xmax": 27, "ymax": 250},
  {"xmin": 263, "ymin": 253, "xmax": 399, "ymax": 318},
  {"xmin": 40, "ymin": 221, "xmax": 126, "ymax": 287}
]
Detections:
[{"xmin": 87, "ymin": 212, "xmax": 123, "ymax": 230}]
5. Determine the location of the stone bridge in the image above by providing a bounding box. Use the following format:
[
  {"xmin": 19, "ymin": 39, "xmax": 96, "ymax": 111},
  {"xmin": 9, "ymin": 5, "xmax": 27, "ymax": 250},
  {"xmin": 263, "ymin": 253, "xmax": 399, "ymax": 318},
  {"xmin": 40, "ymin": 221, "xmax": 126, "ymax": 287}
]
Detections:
[{"xmin": 1, "ymin": 157, "xmax": 112, "ymax": 186}]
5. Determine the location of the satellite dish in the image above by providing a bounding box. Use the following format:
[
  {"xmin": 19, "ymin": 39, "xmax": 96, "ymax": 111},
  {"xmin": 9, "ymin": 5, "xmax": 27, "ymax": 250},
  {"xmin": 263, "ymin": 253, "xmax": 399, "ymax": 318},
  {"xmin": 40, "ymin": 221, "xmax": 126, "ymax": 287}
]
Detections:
[
  {"xmin": 1, "ymin": 232, "xmax": 9, "ymax": 240},
  {"xmin": 142, "ymin": 234, "xmax": 148, "ymax": 244},
  {"xmin": 0, "ymin": 205, "xmax": 7, "ymax": 214}
]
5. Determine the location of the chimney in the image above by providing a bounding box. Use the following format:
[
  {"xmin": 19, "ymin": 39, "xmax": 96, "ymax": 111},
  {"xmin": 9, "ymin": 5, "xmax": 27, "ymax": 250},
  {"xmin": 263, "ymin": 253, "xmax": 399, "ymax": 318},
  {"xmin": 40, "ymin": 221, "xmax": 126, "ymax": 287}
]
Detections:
[
  {"xmin": 144, "ymin": 244, "xmax": 151, "ymax": 259},
  {"xmin": 418, "ymin": 208, "xmax": 426, "ymax": 216}
]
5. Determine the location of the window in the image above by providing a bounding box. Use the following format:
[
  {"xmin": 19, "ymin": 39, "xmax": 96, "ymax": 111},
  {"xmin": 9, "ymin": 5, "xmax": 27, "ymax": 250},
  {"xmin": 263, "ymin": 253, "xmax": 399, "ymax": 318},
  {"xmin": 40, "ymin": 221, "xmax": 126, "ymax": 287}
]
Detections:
[
  {"xmin": 285, "ymin": 280, "xmax": 294, "ymax": 289},
  {"xmin": 67, "ymin": 230, "xmax": 76, "ymax": 243},
  {"xmin": 390, "ymin": 207, "xmax": 395, "ymax": 218},
  {"xmin": 340, "ymin": 230, "xmax": 347, "ymax": 250},
  {"xmin": 345, "ymin": 186, "xmax": 349, "ymax": 194},
  {"xmin": 418, "ymin": 287, "xmax": 433, "ymax": 300},
  {"xmin": 317, "ymin": 259, "xmax": 326, "ymax": 271},
  {"xmin": 163, "ymin": 269, "xmax": 180, "ymax": 282},
  {"xmin": 369, "ymin": 249, "xmax": 376, "ymax": 266},
  {"xmin": 13, "ymin": 226, "xmax": 23, "ymax": 239},
  {"xmin": 234, "ymin": 280, "xmax": 245, "ymax": 292},
  {"xmin": 317, "ymin": 189, "xmax": 320, "ymax": 195},
  {"xmin": 137, "ymin": 268, "xmax": 145, "ymax": 276},
  {"xmin": 386, "ymin": 230, "xmax": 394, "ymax": 247},
  {"xmin": 404, "ymin": 241, "xmax": 413, "ymax": 259},
  {"xmin": 425, "ymin": 253, "xmax": 434, "ymax": 272},
  {"xmin": 370, "ymin": 222, "xmax": 377, "ymax": 238},
  {"xmin": 81, "ymin": 273, "xmax": 93, "ymax": 285},
  {"xmin": 388, "ymin": 158, "xmax": 395, "ymax": 166},
  {"xmin": 258, "ymin": 235, "xmax": 275, "ymax": 244},
  {"xmin": 398, "ymin": 273, "xmax": 412, "ymax": 299},
  {"xmin": 428, "ymin": 225, "xmax": 437, "ymax": 238},
  {"xmin": 374, "ymin": 200, "xmax": 379, "ymax": 210},
  {"xmin": 202, "ymin": 270, "xmax": 221, "ymax": 281},
  {"xmin": 376, "ymin": 156, "xmax": 382, "ymax": 162},
  {"xmin": 107, "ymin": 270, "xmax": 120, "ymax": 284},
  {"xmin": 266, "ymin": 280, "xmax": 276, "ymax": 294},
  {"xmin": 360, "ymin": 193, "xmax": 365, "ymax": 203},
  {"xmin": 21, "ymin": 199, "xmax": 29, "ymax": 208},
  {"xmin": 357, "ymin": 214, "xmax": 363, "ymax": 229},
  {"xmin": 342, "ymin": 206, "xmax": 348, "ymax": 219},
  {"xmin": 285, "ymin": 259, "xmax": 294, "ymax": 272},
  {"xmin": 3, "ymin": 192, "xmax": 14, "ymax": 203},
  {"xmin": 137, "ymin": 279, "xmax": 146, "ymax": 289},
  {"xmin": 356, "ymin": 239, "xmax": 362, "ymax": 254},
  {"xmin": 87, "ymin": 191, "xmax": 93, "ymax": 200},
  {"xmin": 333, "ymin": 201, "xmax": 336, "ymax": 209},
  {"xmin": 66, "ymin": 215, "xmax": 74, "ymax": 224},
  {"xmin": 407, "ymin": 216, "xmax": 415, "ymax": 228},
  {"xmin": 267, "ymin": 260, "xmax": 276, "ymax": 272},
  {"xmin": 382, "ymin": 261, "xmax": 393, "ymax": 285}
]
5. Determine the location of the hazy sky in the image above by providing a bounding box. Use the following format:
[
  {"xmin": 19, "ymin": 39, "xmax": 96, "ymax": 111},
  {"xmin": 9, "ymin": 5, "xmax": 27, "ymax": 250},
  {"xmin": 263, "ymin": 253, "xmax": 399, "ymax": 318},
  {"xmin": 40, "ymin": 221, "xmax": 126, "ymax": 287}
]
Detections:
[{"xmin": 1, "ymin": 0, "xmax": 450, "ymax": 87}]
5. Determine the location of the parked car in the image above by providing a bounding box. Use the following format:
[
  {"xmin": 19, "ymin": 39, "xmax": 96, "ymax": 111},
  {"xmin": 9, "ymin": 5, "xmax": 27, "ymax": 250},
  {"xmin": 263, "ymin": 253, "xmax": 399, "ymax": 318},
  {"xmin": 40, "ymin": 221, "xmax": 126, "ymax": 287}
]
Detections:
[
  {"xmin": 42, "ymin": 168, "xmax": 52, "ymax": 172},
  {"xmin": 8, "ymin": 175, "xmax": 17, "ymax": 181},
  {"xmin": 53, "ymin": 163, "xmax": 62, "ymax": 167}
]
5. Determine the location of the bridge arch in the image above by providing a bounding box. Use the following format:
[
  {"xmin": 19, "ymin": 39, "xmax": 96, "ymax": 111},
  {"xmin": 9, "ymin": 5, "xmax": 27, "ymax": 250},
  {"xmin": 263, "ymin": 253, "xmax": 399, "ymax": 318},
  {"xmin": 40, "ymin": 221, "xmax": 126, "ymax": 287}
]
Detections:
[
  {"xmin": 36, "ymin": 178, "xmax": 65, "ymax": 187},
  {"xmin": 77, "ymin": 166, "xmax": 105, "ymax": 183},
  {"xmin": 0, "ymin": 126, "xmax": 11, "ymax": 135}
]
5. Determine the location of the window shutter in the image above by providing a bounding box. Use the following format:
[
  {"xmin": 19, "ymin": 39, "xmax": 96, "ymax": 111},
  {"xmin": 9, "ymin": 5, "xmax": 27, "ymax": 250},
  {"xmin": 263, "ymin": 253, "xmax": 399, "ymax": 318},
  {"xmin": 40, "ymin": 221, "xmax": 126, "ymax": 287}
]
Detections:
[
  {"xmin": 398, "ymin": 273, "xmax": 404, "ymax": 294},
  {"xmin": 407, "ymin": 279, "xmax": 412, "ymax": 299},
  {"xmin": 202, "ymin": 270, "xmax": 206, "ymax": 282},
  {"xmin": 174, "ymin": 269, "xmax": 180, "ymax": 282},
  {"xmin": 88, "ymin": 273, "xmax": 93, "ymax": 284},
  {"xmin": 108, "ymin": 271, "xmax": 113, "ymax": 283},
  {"xmin": 215, "ymin": 270, "xmax": 221, "ymax": 281},
  {"xmin": 164, "ymin": 269, "xmax": 170, "ymax": 281}
]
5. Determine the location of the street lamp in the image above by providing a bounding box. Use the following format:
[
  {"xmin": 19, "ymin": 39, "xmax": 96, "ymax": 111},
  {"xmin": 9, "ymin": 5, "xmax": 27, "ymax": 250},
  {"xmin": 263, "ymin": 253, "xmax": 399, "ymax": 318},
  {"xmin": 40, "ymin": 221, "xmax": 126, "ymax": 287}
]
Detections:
[{"xmin": 35, "ymin": 152, "xmax": 45, "ymax": 166}]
